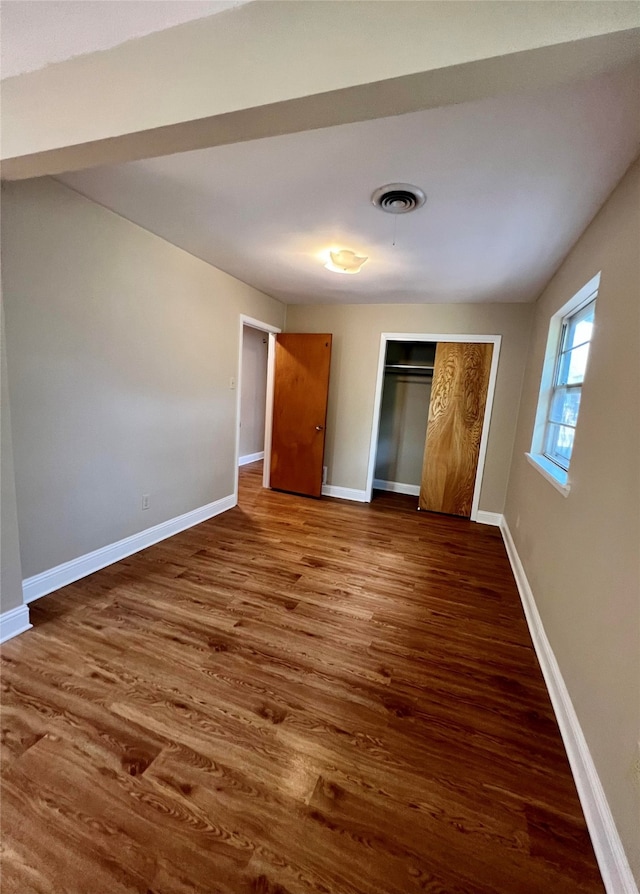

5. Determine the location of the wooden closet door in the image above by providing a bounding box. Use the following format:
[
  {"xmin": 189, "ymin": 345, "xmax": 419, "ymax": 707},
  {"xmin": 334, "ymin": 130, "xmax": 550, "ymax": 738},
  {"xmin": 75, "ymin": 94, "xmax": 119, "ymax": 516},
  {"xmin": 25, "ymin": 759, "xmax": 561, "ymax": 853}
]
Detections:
[{"xmin": 419, "ymin": 342, "xmax": 493, "ymax": 517}]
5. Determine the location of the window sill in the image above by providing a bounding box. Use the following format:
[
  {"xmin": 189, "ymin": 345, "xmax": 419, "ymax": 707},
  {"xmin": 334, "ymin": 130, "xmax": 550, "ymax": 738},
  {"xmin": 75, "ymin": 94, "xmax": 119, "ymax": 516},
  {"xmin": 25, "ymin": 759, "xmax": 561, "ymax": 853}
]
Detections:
[{"xmin": 525, "ymin": 453, "xmax": 571, "ymax": 497}]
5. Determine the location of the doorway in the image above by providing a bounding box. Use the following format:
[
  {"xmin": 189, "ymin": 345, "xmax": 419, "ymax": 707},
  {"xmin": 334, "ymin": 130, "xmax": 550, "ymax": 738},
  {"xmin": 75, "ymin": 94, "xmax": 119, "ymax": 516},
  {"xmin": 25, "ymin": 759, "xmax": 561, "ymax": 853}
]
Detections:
[
  {"xmin": 234, "ymin": 315, "xmax": 281, "ymax": 503},
  {"xmin": 239, "ymin": 326, "xmax": 269, "ymax": 466},
  {"xmin": 366, "ymin": 332, "xmax": 501, "ymax": 521},
  {"xmin": 373, "ymin": 340, "xmax": 435, "ymax": 497}
]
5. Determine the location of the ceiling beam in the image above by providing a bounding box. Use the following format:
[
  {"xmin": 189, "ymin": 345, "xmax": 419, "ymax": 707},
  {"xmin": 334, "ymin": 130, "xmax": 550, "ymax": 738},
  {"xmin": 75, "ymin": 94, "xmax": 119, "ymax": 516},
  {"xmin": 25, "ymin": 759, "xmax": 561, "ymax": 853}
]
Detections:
[{"xmin": 2, "ymin": 0, "xmax": 639, "ymax": 180}]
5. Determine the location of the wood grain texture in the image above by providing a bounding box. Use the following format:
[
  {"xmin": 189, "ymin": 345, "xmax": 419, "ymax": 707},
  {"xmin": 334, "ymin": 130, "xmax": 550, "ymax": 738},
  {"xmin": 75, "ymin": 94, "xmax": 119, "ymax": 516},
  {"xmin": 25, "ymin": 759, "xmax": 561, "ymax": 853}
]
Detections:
[
  {"xmin": 0, "ymin": 462, "xmax": 604, "ymax": 894},
  {"xmin": 420, "ymin": 341, "xmax": 493, "ymax": 517},
  {"xmin": 270, "ymin": 333, "xmax": 332, "ymax": 498}
]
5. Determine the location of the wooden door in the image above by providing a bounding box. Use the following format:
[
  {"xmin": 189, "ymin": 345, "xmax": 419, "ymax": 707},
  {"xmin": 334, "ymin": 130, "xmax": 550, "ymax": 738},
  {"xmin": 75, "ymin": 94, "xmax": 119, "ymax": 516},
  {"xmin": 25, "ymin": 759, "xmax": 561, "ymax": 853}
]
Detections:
[
  {"xmin": 419, "ymin": 342, "xmax": 493, "ymax": 517},
  {"xmin": 270, "ymin": 333, "xmax": 332, "ymax": 497}
]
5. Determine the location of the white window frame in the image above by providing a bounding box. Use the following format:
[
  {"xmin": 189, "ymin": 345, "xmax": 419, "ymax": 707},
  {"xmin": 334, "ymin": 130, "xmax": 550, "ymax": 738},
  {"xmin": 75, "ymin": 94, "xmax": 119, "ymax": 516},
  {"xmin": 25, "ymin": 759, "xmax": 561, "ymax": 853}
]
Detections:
[{"xmin": 526, "ymin": 272, "xmax": 600, "ymax": 496}]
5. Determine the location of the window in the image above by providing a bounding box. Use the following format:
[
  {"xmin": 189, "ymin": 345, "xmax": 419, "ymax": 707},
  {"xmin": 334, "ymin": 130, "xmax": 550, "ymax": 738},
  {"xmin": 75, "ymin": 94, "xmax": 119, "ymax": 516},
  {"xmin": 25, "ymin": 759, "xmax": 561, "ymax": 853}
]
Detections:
[
  {"xmin": 527, "ymin": 273, "xmax": 599, "ymax": 495},
  {"xmin": 543, "ymin": 298, "xmax": 596, "ymax": 471}
]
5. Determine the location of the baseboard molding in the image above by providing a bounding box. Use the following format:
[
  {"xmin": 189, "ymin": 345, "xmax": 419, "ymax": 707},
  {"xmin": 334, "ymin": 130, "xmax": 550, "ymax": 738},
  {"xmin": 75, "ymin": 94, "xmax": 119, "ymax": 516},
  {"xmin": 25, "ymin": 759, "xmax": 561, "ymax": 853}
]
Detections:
[
  {"xmin": 238, "ymin": 451, "xmax": 264, "ymax": 466},
  {"xmin": 22, "ymin": 493, "xmax": 237, "ymax": 605},
  {"xmin": 373, "ymin": 479, "xmax": 420, "ymax": 497},
  {"xmin": 321, "ymin": 484, "xmax": 367, "ymax": 503},
  {"xmin": 0, "ymin": 604, "xmax": 32, "ymax": 644},
  {"xmin": 500, "ymin": 518, "xmax": 637, "ymax": 894},
  {"xmin": 475, "ymin": 510, "xmax": 503, "ymax": 526}
]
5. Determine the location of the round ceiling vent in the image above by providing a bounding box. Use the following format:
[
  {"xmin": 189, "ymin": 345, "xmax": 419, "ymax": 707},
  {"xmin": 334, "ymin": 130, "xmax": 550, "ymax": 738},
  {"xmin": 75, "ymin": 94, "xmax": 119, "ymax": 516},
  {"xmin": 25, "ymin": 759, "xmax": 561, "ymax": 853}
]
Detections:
[{"xmin": 371, "ymin": 183, "xmax": 426, "ymax": 214}]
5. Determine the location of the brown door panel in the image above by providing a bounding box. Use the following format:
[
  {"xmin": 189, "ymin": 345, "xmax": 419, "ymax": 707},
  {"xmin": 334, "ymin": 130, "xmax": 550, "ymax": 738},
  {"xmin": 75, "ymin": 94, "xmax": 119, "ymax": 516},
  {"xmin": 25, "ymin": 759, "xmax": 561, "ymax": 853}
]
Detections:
[
  {"xmin": 270, "ymin": 333, "xmax": 332, "ymax": 498},
  {"xmin": 419, "ymin": 342, "xmax": 492, "ymax": 517}
]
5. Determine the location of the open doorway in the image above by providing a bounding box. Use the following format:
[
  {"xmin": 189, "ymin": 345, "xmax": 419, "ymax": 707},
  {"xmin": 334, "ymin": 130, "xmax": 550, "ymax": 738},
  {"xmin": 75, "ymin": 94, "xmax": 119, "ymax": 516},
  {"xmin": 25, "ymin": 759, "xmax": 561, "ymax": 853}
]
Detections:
[
  {"xmin": 372, "ymin": 340, "xmax": 435, "ymax": 498},
  {"xmin": 239, "ymin": 326, "xmax": 269, "ymax": 467},
  {"xmin": 234, "ymin": 315, "xmax": 281, "ymax": 503}
]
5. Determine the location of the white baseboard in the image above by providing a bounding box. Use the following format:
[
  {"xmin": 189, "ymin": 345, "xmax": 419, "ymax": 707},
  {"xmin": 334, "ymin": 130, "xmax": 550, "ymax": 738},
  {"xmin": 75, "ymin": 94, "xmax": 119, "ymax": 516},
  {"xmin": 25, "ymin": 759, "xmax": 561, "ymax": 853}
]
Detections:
[
  {"xmin": 0, "ymin": 604, "xmax": 32, "ymax": 644},
  {"xmin": 239, "ymin": 451, "xmax": 264, "ymax": 466},
  {"xmin": 321, "ymin": 484, "xmax": 367, "ymax": 503},
  {"xmin": 22, "ymin": 493, "xmax": 237, "ymax": 604},
  {"xmin": 475, "ymin": 510, "xmax": 503, "ymax": 526},
  {"xmin": 370, "ymin": 487, "xmax": 505, "ymax": 527},
  {"xmin": 500, "ymin": 518, "xmax": 637, "ymax": 894},
  {"xmin": 373, "ymin": 478, "xmax": 420, "ymax": 497}
]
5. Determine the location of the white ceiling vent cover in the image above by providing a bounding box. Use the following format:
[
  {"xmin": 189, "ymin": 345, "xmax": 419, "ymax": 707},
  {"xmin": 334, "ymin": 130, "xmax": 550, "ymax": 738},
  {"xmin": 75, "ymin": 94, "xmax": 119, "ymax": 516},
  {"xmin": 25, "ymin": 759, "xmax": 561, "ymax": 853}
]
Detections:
[{"xmin": 372, "ymin": 183, "xmax": 426, "ymax": 214}]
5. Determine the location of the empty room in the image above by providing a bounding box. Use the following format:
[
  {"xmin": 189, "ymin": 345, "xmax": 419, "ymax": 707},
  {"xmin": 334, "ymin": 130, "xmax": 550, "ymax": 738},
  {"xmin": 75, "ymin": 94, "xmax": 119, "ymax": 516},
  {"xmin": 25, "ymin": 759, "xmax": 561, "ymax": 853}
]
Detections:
[{"xmin": 1, "ymin": 2, "xmax": 638, "ymax": 893}]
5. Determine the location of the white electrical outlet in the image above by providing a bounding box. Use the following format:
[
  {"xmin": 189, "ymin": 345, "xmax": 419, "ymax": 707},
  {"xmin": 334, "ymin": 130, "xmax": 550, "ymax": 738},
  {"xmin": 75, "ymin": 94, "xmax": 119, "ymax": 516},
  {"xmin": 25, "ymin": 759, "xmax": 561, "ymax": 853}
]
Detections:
[
  {"xmin": 229, "ymin": 377, "xmax": 236, "ymax": 390},
  {"xmin": 322, "ymin": 466, "xmax": 328, "ymax": 485},
  {"xmin": 516, "ymin": 514, "xmax": 521, "ymax": 529},
  {"xmin": 142, "ymin": 494, "xmax": 150, "ymax": 510}
]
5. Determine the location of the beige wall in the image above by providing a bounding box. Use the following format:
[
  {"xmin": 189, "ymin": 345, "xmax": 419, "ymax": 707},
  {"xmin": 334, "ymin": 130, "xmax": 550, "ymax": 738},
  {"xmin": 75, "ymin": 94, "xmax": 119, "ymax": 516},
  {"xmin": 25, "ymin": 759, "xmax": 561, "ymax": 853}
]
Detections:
[
  {"xmin": 286, "ymin": 302, "xmax": 533, "ymax": 512},
  {"xmin": 240, "ymin": 325, "xmax": 268, "ymax": 459},
  {"xmin": 1, "ymin": 178, "xmax": 285, "ymax": 579},
  {"xmin": 504, "ymin": 158, "xmax": 640, "ymax": 882},
  {"xmin": 0, "ymin": 302, "xmax": 24, "ymax": 613}
]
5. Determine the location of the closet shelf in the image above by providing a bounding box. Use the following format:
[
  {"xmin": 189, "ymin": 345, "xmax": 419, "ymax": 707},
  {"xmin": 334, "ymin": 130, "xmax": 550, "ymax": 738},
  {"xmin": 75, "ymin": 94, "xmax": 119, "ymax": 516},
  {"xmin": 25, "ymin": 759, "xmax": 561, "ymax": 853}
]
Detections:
[{"xmin": 385, "ymin": 364, "xmax": 434, "ymax": 375}]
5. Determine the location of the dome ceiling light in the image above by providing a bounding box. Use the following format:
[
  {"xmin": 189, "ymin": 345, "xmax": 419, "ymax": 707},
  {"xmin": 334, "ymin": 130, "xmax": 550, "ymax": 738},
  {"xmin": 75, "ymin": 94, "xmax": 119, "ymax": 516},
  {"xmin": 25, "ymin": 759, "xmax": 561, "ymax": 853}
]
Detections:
[
  {"xmin": 371, "ymin": 183, "xmax": 426, "ymax": 214},
  {"xmin": 324, "ymin": 249, "xmax": 369, "ymax": 275}
]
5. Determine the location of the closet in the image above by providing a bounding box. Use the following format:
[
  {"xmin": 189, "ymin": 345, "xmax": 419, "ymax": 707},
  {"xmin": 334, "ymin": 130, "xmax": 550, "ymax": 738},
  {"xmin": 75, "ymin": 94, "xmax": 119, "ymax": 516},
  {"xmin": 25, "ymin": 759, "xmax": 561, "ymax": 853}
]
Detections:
[
  {"xmin": 374, "ymin": 341, "xmax": 435, "ymax": 496},
  {"xmin": 373, "ymin": 339, "xmax": 494, "ymax": 518}
]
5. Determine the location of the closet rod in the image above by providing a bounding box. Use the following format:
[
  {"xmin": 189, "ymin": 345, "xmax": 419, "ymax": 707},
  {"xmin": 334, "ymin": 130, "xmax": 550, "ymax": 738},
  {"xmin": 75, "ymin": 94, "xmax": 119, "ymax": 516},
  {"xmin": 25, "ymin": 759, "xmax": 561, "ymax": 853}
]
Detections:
[{"xmin": 385, "ymin": 364, "xmax": 434, "ymax": 376}]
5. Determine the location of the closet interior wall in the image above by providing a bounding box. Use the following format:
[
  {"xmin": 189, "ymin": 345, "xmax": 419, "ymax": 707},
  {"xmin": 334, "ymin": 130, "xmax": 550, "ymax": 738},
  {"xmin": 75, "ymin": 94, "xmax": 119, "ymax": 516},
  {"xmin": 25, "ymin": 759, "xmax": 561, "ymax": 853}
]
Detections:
[{"xmin": 374, "ymin": 342, "xmax": 435, "ymax": 496}]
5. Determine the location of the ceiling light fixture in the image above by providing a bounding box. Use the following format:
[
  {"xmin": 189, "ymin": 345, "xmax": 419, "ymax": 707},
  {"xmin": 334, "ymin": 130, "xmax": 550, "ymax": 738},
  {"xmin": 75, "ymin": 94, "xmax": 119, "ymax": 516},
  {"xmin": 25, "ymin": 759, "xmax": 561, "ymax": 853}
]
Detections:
[{"xmin": 324, "ymin": 249, "xmax": 368, "ymax": 275}]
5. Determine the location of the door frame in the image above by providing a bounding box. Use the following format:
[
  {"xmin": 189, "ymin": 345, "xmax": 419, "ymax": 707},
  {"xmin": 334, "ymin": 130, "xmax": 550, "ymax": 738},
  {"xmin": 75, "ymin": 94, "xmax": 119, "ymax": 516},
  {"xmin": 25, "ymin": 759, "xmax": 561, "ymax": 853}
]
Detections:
[
  {"xmin": 365, "ymin": 332, "xmax": 502, "ymax": 521},
  {"xmin": 234, "ymin": 314, "xmax": 281, "ymax": 503}
]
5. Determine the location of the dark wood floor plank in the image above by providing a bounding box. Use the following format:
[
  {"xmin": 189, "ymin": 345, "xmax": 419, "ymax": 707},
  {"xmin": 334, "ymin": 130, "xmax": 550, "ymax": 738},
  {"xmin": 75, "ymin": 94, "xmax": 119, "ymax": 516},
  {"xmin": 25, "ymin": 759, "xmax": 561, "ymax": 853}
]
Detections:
[
  {"xmin": 0, "ymin": 462, "xmax": 604, "ymax": 893},
  {"xmin": 2, "ymin": 735, "xmax": 249, "ymax": 894}
]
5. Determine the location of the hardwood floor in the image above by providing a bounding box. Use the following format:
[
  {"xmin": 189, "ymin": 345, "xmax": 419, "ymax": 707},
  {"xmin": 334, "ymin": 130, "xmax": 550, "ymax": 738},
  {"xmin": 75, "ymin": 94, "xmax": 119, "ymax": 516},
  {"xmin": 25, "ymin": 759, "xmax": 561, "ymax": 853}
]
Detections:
[{"xmin": 1, "ymin": 463, "xmax": 604, "ymax": 893}]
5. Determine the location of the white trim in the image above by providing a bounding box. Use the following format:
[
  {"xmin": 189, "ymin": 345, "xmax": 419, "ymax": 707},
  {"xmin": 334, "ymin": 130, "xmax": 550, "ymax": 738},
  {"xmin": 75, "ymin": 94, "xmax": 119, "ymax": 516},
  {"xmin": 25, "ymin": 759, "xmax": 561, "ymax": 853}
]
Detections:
[
  {"xmin": 263, "ymin": 332, "xmax": 277, "ymax": 490},
  {"xmin": 321, "ymin": 484, "xmax": 367, "ymax": 503},
  {"xmin": 235, "ymin": 315, "xmax": 282, "ymax": 501},
  {"xmin": 239, "ymin": 315, "xmax": 281, "ymax": 335},
  {"xmin": 475, "ymin": 510, "xmax": 503, "ymax": 526},
  {"xmin": 365, "ymin": 333, "xmax": 501, "ymax": 523},
  {"xmin": 554, "ymin": 272, "xmax": 601, "ymax": 321},
  {"xmin": 373, "ymin": 478, "xmax": 420, "ymax": 497},
  {"xmin": 500, "ymin": 518, "xmax": 637, "ymax": 894},
  {"xmin": 22, "ymin": 494, "xmax": 236, "ymax": 604},
  {"xmin": 0, "ymin": 604, "xmax": 32, "ymax": 644},
  {"xmin": 239, "ymin": 451, "xmax": 264, "ymax": 467},
  {"xmin": 526, "ymin": 452, "xmax": 571, "ymax": 496}
]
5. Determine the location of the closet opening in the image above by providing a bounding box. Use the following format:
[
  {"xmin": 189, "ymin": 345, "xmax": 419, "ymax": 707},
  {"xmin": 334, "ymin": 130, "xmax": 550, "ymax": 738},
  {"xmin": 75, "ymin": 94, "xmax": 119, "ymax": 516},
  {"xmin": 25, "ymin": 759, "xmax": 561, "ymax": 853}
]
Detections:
[
  {"xmin": 373, "ymin": 340, "xmax": 435, "ymax": 499},
  {"xmin": 365, "ymin": 333, "xmax": 501, "ymax": 521}
]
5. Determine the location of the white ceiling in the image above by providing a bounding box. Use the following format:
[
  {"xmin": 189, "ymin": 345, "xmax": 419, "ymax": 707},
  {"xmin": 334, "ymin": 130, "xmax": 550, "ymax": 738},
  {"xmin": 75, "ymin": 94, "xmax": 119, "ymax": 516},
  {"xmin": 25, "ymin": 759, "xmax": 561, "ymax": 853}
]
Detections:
[
  {"xmin": 58, "ymin": 63, "xmax": 640, "ymax": 306},
  {"xmin": 0, "ymin": 0, "xmax": 250, "ymax": 79}
]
